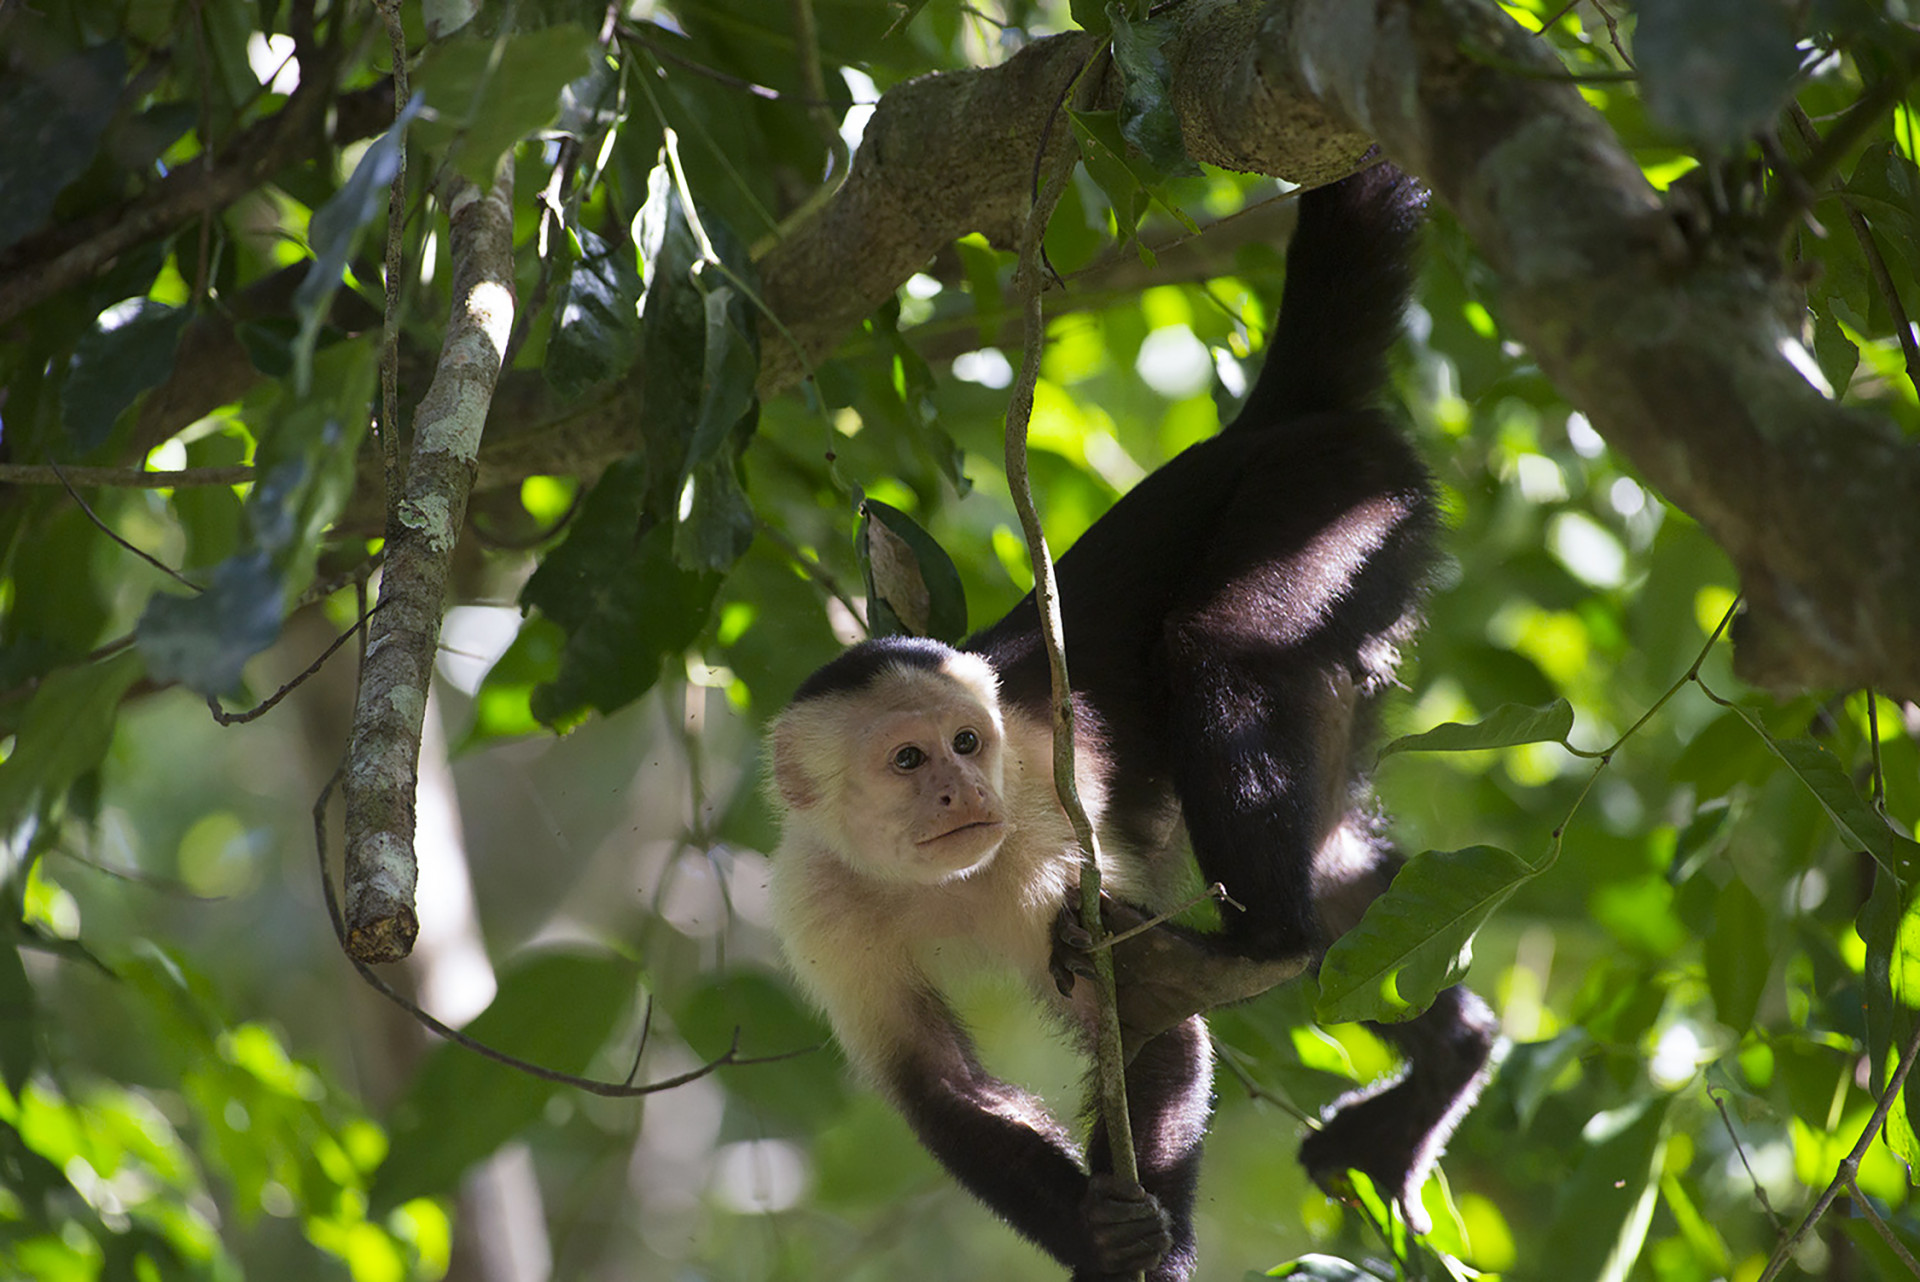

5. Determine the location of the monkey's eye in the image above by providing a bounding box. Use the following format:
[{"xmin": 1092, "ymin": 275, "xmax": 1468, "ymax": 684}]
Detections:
[
  {"xmin": 891, "ymin": 745, "xmax": 927, "ymax": 771},
  {"xmin": 952, "ymin": 729, "xmax": 981, "ymax": 755}
]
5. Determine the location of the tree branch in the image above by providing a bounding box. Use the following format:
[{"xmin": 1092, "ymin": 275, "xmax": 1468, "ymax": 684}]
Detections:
[
  {"xmin": 1168, "ymin": 0, "xmax": 1920, "ymax": 700},
  {"xmin": 340, "ymin": 165, "xmax": 516, "ymax": 963}
]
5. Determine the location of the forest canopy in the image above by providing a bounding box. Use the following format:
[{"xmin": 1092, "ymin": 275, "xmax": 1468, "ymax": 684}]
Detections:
[{"xmin": 2, "ymin": 0, "xmax": 1919, "ymax": 1279}]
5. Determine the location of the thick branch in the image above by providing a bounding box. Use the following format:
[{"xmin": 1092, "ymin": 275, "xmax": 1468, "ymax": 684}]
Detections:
[
  {"xmin": 1173, "ymin": 0, "xmax": 1920, "ymax": 700},
  {"xmin": 340, "ymin": 167, "xmax": 515, "ymax": 963}
]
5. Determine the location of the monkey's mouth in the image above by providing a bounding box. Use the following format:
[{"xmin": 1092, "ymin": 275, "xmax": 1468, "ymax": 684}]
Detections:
[{"xmin": 916, "ymin": 819, "xmax": 1005, "ymax": 846}]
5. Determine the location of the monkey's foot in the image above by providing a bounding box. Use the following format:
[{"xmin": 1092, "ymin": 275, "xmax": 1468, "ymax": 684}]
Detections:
[{"xmin": 1298, "ymin": 1105, "xmax": 1433, "ymax": 1236}]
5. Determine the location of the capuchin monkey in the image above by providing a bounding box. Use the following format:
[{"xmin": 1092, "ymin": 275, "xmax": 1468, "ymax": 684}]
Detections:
[{"xmin": 768, "ymin": 162, "xmax": 1497, "ymax": 1281}]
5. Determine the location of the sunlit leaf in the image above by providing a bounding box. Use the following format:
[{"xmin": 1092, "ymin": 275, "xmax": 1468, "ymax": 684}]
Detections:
[
  {"xmin": 1316, "ymin": 845, "xmax": 1536, "ymax": 1024},
  {"xmin": 1378, "ymin": 699, "xmax": 1575, "ymax": 758}
]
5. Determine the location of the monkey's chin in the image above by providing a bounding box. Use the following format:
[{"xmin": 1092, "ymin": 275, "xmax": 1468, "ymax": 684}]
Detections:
[{"xmin": 912, "ymin": 821, "xmax": 1006, "ymax": 881}]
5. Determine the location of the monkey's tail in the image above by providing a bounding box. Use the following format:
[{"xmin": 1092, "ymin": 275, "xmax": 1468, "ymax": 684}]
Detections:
[{"xmin": 1229, "ymin": 157, "xmax": 1426, "ymax": 427}]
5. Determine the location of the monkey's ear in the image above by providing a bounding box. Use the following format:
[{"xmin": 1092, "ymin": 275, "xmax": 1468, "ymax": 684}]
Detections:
[{"xmin": 771, "ymin": 719, "xmax": 821, "ymax": 810}]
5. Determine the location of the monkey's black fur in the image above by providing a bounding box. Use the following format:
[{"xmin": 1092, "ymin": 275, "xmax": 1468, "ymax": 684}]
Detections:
[{"xmin": 784, "ymin": 162, "xmax": 1495, "ymax": 1280}]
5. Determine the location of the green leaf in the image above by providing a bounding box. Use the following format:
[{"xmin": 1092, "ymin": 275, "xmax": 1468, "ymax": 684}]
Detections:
[
  {"xmin": 1546, "ymin": 1098, "xmax": 1669, "ymax": 1282},
  {"xmin": 61, "ymin": 299, "xmax": 190, "ymax": 453},
  {"xmin": 1071, "ymin": 110, "xmax": 1152, "ymax": 244},
  {"xmin": 1108, "ymin": 6, "xmax": 1200, "ymax": 178},
  {"xmin": 673, "ymin": 971, "xmax": 843, "ymax": 1130},
  {"xmin": 1767, "ymin": 734, "xmax": 1920, "ymax": 883},
  {"xmin": 1261, "ymin": 1254, "xmax": 1393, "ymax": 1280},
  {"xmin": 522, "ymin": 461, "xmax": 722, "ymax": 723},
  {"xmin": 1860, "ymin": 869, "xmax": 1920, "ymax": 1173},
  {"xmin": 1842, "ymin": 145, "xmax": 1920, "ymax": 287},
  {"xmin": 1811, "ymin": 299, "xmax": 1859, "ymax": 397},
  {"xmin": 135, "ymin": 552, "xmax": 283, "ymax": 696},
  {"xmin": 546, "ymin": 227, "xmax": 644, "ymax": 399},
  {"xmin": 134, "ymin": 343, "xmax": 376, "ymax": 696},
  {"xmin": 0, "ymin": 937, "xmax": 39, "ymax": 1093},
  {"xmin": 292, "ymin": 93, "xmax": 422, "ymax": 394},
  {"xmin": 0, "ymin": 651, "xmax": 144, "ymax": 831},
  {"xmin": 858, "ymin": 500, "xmax": 967, "ymax": 642},
  {"xmin": 1704, "ymin": 875, "xmax": 1770, "ymax": 1030},
  {"xmin": 1670, "ymin": 709, "xmax": 1776, "ymax": 801},
  {"xmin": 1316, "ymin": 845, "xmax": 1536, "ymax": 1024},
  {"xmin": 414, "ymin": 25, "xmax": 597, "ymax": 186},
  {"xmin": 0, "ymin": 42, "xmax": 125, "ymax": 253},
  {"xmin": 370, "ymin": 948, "xmax": 638, "ymax": 1215},
  {"xmin": 1636, "ymin": 0, "xmax": 1798, "ymax": 150},
  {"xmin": 1377, "ymin": 699, "xmax": 1575, "ymax": 758},
  {"xmin": 627, "ymin": 158, "xmax": 762, "ymax": 573}
]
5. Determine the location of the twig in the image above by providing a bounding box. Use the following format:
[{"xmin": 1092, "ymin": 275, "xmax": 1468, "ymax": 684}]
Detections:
[
  {"xmin": 49, "ymin": 461, "xmax": 202, "ymax": 592},
  {"xmin": 0, "ymin": 464, "xmax": 253, "ymax": 488},
  {"xmin": 1000, "ymin": 60, "xmax": 1144, "ymax": 1274},
  {"xmin": 312, "ymin": 768, "xmax": 812, "ymax": 1095},
  {"xmin": 373, "ymin": 0, "xmax": 410, "ymax": 517},
  {"xmin": 206, "ymin": 600, "xmax": 384, "ymax": 725},
  {"xmin": 1759, "ymin": 1017, "xmax": 1920, "ymax": 1281},
  {"xmin": 1093, "ymin": 882, "xmax": 1245, "ymax": 951}
]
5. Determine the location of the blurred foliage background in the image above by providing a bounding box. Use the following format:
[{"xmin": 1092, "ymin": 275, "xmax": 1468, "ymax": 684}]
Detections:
[{"xmin": 2, "ymin": 0, "xmax": 1919, "ymax": 1279}]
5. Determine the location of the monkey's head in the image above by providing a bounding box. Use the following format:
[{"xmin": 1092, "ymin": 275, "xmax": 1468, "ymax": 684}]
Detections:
[{"xmin": 770, "ymin": 638, "xmax": 1009, "ymax": 883}]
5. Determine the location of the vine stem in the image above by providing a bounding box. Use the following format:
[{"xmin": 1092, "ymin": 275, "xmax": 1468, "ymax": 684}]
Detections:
[{"xmin": 1001, "ymin": 80, "xmax": 1142, "ymax": 1277}]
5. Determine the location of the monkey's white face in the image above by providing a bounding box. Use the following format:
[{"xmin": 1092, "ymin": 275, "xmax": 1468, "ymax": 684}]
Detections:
[
  {"xmin": 773, "ymin": 657, "xmax": 1012, "ymax": 885},
  {"xmin": 835, "ymin": 690, "xmax": 1008, "ymax": 882}
]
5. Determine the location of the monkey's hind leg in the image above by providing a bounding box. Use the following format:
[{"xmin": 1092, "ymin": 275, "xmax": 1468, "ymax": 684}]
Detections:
[{"xmin": 1297, "ymin": 984, "xmax": 1497, "ymax": 1234}]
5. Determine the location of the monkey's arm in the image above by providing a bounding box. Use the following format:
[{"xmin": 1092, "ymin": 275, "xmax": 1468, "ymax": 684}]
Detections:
[{"xmin": 878, "ymin": 997, "xmax": 1171, "ymax": 1276}]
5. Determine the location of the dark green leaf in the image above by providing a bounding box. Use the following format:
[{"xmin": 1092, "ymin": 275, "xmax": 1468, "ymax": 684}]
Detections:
[
  {"xmin": 1768, "ymin": 734, "xmax": 1920, "ymax": 882},
  {"xmin": 1810, "ymin": 299, "xmax": 1859, "ymax": 397},
  {"xmin": 1704, "ymin": 875, "xmax": 1770, "ymax": 1030},
  {"xmin": 546, "ymin": 226, "xmax": 644, "ymax": 399},
  {"xmin": 1671, "ymin": 709, "xmax": 1776, "ymax": 801},
  {"xmin": 0, "ymin": 43, "xmax": 125, "ymax": 253},
  {"xmin": 523, "ymin": 460, "xmax": 722, "ymax": 723},
  {"xmin": 1316, "ymin": 845, "xmax": 1536, "ymax": 1024},
  {"xmin": 60, "ymin": 299, "xmax": 190, "ymax": 453},
  {"xmin": 1377, "ymin": 699, "xmax": 1575, "ymax": 758},
  {"xmin": 1071, "ymin": 110, "xmax": 1152, "ymax": 241},
  {"xmin": 0, "ymin": 651, "xmax": 143, "ymax": 832},
  {"xmin": 1499, "ymin": 1030, "xmax": 1593, "ymax": 1129},
  {"xmin": 135, "ymin": 551, "xmax": 283, "ymax": 696},
  {"xmin": 1108, "ymin": 7, "xmax": 1200, "ymax": 177},
  {"xmin": 1842, "ymin": 145, "xmax": 1920, "ymax": 287},
  {"xmin": 1546, "ymin": 1098, "xmax": 1669, "ymax": 1282},
  {"xmin": 0, "ymin": 938, "xmax": 39, "ymax": 1093},
  {"xmin": 858, "ymin": 500, "xmax": 967, "ymax": 642},
  {"xmin": 1636, "ymin": 0, "xmax": 1799, "ymax": 149},
  {"xmin": 370, "ymin": 948, "xmax": 638, "ymax": 1214},
  {"xmin": 414, "ymin": 26, "xmax": 597, "ymax": 185},
  {"xmin": 292, "ymin": 93, "xmax": 422, "ymax": 393}
]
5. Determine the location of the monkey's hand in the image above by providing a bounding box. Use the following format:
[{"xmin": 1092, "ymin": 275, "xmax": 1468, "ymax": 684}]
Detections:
[
  {"xmin": 1081, "ymin": 1173, "xmax": 1171, "ymax": 1277},
  {"xmin": 1053, "ymin": 897, "xmax": 1308, "ymax": 1057}
]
